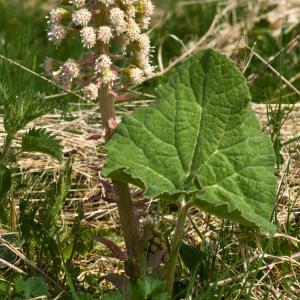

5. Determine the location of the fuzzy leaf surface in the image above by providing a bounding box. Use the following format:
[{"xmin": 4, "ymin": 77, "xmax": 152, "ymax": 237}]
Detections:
[
  {"xmin": 102, "ymin": 49, "xmax": 277, "ymax": 233},
  {"xmin": 21, "ymin": 127, "xmax": 62, "ymax": 161}
]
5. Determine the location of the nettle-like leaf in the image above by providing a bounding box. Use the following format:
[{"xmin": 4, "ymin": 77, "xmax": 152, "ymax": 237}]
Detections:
[
  {"xmin": 14, "ymin": 276, "xmax": 49, "ymax": 298},
  {"xmin": 0, "ymin": 84, "xmax": 60, "ymax": 135},
  {"xmin": 129, "ymin": 277, "xmax": 170, "ymax": 300},
  {"xmin": 45, "ymin": 158, "xmax": 72, "ymax": 225},
  {"xmin": 21, "ymin": 127, "xmax": 63, "ymax": 161},
  {"xmin": 102, "ymin": 49, "xmax": 277, "ymax": 233}
]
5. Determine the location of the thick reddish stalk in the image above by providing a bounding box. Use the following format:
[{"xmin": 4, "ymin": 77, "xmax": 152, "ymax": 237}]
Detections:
[{"xmin": 99, "ymin": 86, "xmax": 145, "ymax": 281}]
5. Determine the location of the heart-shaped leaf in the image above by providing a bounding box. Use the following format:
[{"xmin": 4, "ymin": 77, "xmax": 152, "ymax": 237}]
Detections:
[{"xmin": 102, "ymin": 49, "xmax": 277, "ymax": 233}]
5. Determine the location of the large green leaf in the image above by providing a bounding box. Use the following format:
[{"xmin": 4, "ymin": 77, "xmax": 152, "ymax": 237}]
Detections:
[
  {"xmin": 21, "ymin": 127, "xmax": 63, "ymax": 161},
  {"xmin": 102, "ymin": 49, "xmax": 277, "ymax": 233}
]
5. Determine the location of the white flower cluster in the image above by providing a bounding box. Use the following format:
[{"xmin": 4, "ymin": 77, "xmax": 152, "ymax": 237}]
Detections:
[
  {"xmin": 46, "ymin": 0, "xmax": 155, "ymax": 100},
  {"xmin": 62, "ymin": 59, "xmax": 80, "ymax": 81},
  {"xmin": 72, "ymin": 8, "xmax": 91, "ymax": 26}
]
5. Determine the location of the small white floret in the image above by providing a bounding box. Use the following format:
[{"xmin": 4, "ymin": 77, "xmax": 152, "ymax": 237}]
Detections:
[
  {"xmin": 126, "ymin": 19, "xmax": 141, "ymax": 42},
  {"xmin": 110, "ymin": 8, "xmax": 127, "ymax": 34},
  {"xmin": 43, "ymin": 57, "xmax": 54, "ymax": 75},
  {"xmin": 48, "ymin": 8, "xmax": 65, "ymax": 24},
  {"xmin": 70, "ymin": 0, "xmax": 86, "ymax": 8},
  {"xmin": 129, "ymin": 67, "xmax": 145, "ymax": 85},
  {"xmin": 95, "ymin": 54, "xmax": 113, "ymax": 74},
  {"xmin": 80, "ymin": 26, "xmax": 97, "ymax": 48},
  {"xmin": 48, "ymin": 24, "xmax": 67, "ymax": 45},
  {"xmin": 102, "ymin": 69, "xmax": 117, "ymax": 84},
  {"xmin": 72, "ymin": 8, "xmax": 92, "ymax": 26},
  {"xmin": 83, "ymin": 83, "xmax": 99, "ymax": 100},
  {"xmin": 97, "ymin": 26, "xmax": 113, "ymax": 44},
  {"xmin": 137, "ymin": 33, "xmax": 150, "ymax": 55},
  {"xmin": 141, "ymin": 0, "xmax": 154, "ymax": 16},
  {"xmin": 98, "ymin": 0, "xmax": 115, "ymax": 6},
  {"xmin": 62, "ymin": 59, "xmax": 80, "ymax": 80}
]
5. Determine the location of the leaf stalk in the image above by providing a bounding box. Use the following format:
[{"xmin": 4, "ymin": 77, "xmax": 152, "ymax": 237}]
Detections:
[{"xmin": 165, "ymin": 199, "xmax": 192, "ymax": 296}]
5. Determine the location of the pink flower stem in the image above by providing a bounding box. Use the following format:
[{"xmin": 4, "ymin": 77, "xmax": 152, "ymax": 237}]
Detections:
[{"xmin": 98, "ymin": 83, "xmax": 145, "ymax": 281}]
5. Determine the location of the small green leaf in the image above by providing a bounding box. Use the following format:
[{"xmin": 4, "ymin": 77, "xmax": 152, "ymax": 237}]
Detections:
[
  {"xmin": 45, "ymin": 158, "xmax": 72, "ymax": 227},
  {"xmin": 78, "ymin": 292, "xmax": 96, "ymax": 300},
  {"xmin": 129, "ymin": 277, "xmax": 171, "ymax": 300},
  {"xmin": 21, "ymin": 127, "xmax": 62, "ymax": 161},
  {"xmin": 180, "ymin": 243, "xmax": 202, "ymax": 274},
  {"xmin": 0, "ymin": 282, "xmax": 10, "ymax": 293},
  {"xmin": 14, "ymin": 276, "xmax": 49, "ymax": 298},
  {"xmin": 101, "ymin": 292, "xmax": 125, "ymax": 300},
  {"xmin": 136, "ymin": 277, "xmax": 166, "ymax": 298},
  {"xmin": 0, "ymin": 163, "xmax": 11, "ymax": 197},
  {"xmin": 62, "ymin": 243, "xmax": 74, "ymax": 261},
  {"xmin": 0, "ymin": 84, "xmax": 60, "ymax": 135},
  {"xmin": 102, "ymin": 49, "xmax": 277, "ymax": 233}
]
